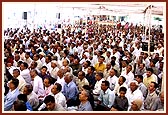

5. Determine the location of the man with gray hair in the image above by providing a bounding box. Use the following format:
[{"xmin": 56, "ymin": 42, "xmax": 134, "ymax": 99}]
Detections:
[{"xmin": 62, "ymin": 72, "xmax": 79, "ymax": 107}]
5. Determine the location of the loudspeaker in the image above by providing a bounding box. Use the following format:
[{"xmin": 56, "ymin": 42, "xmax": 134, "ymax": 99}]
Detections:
[
  {"xmin": 58, "ymin": 24, "xmax": 61, "ymax": 28},
  {"xmin": 142, "ymin": 42, "xmax": 154, "ymax": 52},
  {"xmin": 58, "ymin": 13, "xmax": 60, "ymax": 19},
  {"xmin": 22, "ymin": 12, "xmax": 27, "ymax": 20}
]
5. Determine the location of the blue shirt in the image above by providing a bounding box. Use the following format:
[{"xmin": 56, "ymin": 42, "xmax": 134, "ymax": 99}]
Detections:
[
  {"xmin": 62, "ymin": 81, "xmax": 79, "ymax": 100},
  {"xmin": 78, "ymin": 101, "xmax": 93, "ymax": 111},
  {"xmin": 26, "ymin": 101, "xmax": 33, "ymax": 111},
  {"xmin": 98, "ymin": 88, "xmax": 115, "ymax": 108},
  {"xmin": 4, "ymin": 88, "xmax": 20, "ymax": 111}
]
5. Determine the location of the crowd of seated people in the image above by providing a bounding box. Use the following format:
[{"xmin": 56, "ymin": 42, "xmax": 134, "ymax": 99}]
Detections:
[{"xmin": 4, "ymin": 21, "xmax": 164, "ymax": 111}]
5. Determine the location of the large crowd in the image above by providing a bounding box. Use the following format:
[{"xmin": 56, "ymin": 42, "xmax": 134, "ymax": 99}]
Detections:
[{"xmin": 3, "ymin": 21, "xmax": 165, "ymax": 111}]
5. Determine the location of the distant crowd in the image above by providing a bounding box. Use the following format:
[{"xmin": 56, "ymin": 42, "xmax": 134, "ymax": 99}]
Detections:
[{"xmin": 4, "ymin": 21, "xmax": 164, "ymax": 111}]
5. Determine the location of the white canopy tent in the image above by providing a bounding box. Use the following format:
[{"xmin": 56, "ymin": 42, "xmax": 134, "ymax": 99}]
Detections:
[{"xmin": 2, "ymin": 2, "xmax": 165, "ymax": 29}]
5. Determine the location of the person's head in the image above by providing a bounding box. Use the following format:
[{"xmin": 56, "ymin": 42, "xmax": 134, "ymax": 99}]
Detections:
[
  {"xmin": 79, "ymin": 89, "xmax": 90, "ymax": 102},
  {"xmin": 131, "ymin": 99, "xmax": 143, "ymax": 111},
  {"xmin": 33, "ymin": 54, "xmax": 40, "ymax": 61},
  {"xmin": 20, "ymin": 62, "xmax": 28, "ymax": 71},
  {"xmin": 121, "ymin": 60, "xmax": 128, "ymax": 67},
  {"xmin": 30, "ymin": 69, "xmax": 38, "ymax": 79},
  {"xmin": 118, "ymin": 76, "xmax": 126, "ymax": 86},
  {"xmin": 98, "ymin": 56, "xmax": 105, "ymax": 64},
  {"xmin": 43, "ymin": 45, "xmax": 49, "ymax": 51},
  {"xmin": 41, "ymin": 66, "xmax": 48, "ymax": 75},
  {"xmin": 149, "ymin": 60, "xmax": 156, "ymax": 67},
  {"xmin": 87, "ymin": 66, "xmax": 95, "ymax": 74},
  {"xmin": 62, "ymin": 59, "xmax": 69, "ymax": 66},
  {"xmin": 45, "ymin": 55, "xmax": 52, "ymax": 64},
  {"xmin": 106, "ymin": 63, "xmax": 111, "ymax": 70},
  {"xmin": 159, "ymin": 91, "xmax": 164, "ymax": 104},
  {"xmin": 39, "ymin": 52, "xmax": 45, "ymax": 59},
  {"xmin": 44, "ymin": 77, "xmax": 52, "ymax": 88},
  {"xmin": 29, "ymin": 61, "xmax": 38, "ymax": 69},
  {"xmin": 51, "ymin": 60, "xmax": 57, "ymax": 68},
  {"xmin": 126, "ymin": 65, "xmax": 132, "ymax": 73},
  {"xmin": 130, "ymin": 80, "xmax": 139, "ymax": 92},
  {"xmin": 83, "ymin": 61, "xmax": 91, "ymax": 69},
  {"xmin": 69, "ymin": 54, "xmax": 75, "ymax": 62},
  {"xmin": 74, "ymin": 58, "xmax": 80, "ymax": 65},
  {"xmin": 82, "ymin": 85, "xmax": 91, "ymax": 91},
  {"xmin": 146, "ymin": 68, "xmax": 153, "ymax": 77},
  {"xmin": 101, "ymin": 80, "xmax": 109, "ymax": 91},
  {"xmin": 14, "ymin": 53, "xmax": 20, "ymax": 62},
  {"xmin": 44, "ymin": 95, "xmax": 55, "ymax": 111},
  {"xmin": 17, "ymin": 94, "xmax": 28, "ymax": 103},
  {"xmin": 78, "ymin": 71, "xmax": 85, "ymax": 80},
  {"xmin": 148, "ymin": 82, "xmax": 157, "ymax": 93},
  {"xmin": 51, "ymin": 83, "xmax": 62, "ymax": 95},
  {"xmin": 135, "ymin": 75, "xmax": 143, "ymax": 84},
  {"xmin": 57, "ymin": 69, "xmax": 64, "ymax": 78},
  {"xmin": 109, "ymin": 68, "xmax": 116, "ymax": 77},
  {"xmin": 25, "ymin": 52, "xmax": 30, "ymax": 59},
  {"xmin": 23, "ymin": 84, "xmax": 33, "ymax": 95},
  {"xmin": 13, "ymin": 69, "xmax": 20, "ymax": 78},
  {"xmin": 119, "ymin": 86, "xmax": 127, "ymax": 98},
  {"xmin": 138, "ymin": 63, "xmax": 145, "ymax": 70},
  {"xmin": 13, "ymin": 100, "xmax": 27, "ymax": 111},
  {"xmin": 8, "ymin": 78, "xmax": 19, "ymax": 90},
  {"xmin": 106, "ymin": 51, "xmax": 111, "ymax": 57},
  {"xmin": 95, "ymin": 72, "xmax": 103, "ymax": 81},
  {"xmin": 64, "ymin": 72, "xmax": 73, "ymax": 84}
]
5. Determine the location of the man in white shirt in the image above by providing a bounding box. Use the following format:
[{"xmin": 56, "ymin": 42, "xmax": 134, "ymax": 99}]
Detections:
[
  {"xmin": 23, "ymin": 84, "xmax": 39, "ymax": 110},
  {"xmin": 121, "ymin": 65, "xmax": 134, "ymax": 85},
  {"xmin": 30, "ymin": 69, "xmax": 45, "ymax": 99},
  {"xmin": 39, "ymin": 52, "xmax": 46, "ymax": 64},
  {"xmin": 20, "ymin": 62, "xmax": 31, "ymax": 84},
  {"xmin": 92, "ymin": 72, "xmax": 105, "ymax": 100},
  {"xmin": 33, "ymin": 54, "xmax": 43, "ymax": 71},
  {"xmin": 13, "ymin": 53, "xmax": 22, "ymax": 67},
  {"xmin": 113, "ymin": 76, "xmax": 128, "ymax": 96},
  {"xmin": 55, "ymin": 69, "xmax": 66, "ymax": 91},
  {"xmin": 107, "ymin": 68, "xmax": 118, "ymax": 91},
  {"xmin": 49, "ymin": 60, "xmax": 59, "ymax": 84},
  {"xmin": 23, "ymin": 52, "xmax": 33, "ymax": 67},
  {"xmin": 38, "ymin": 83, "xmax": 67, "ymax": 110},
  {"xmin": 43, "ymin": 55, "xmax": 52, "ymax": 73},
  {"xmin": 125, "ymin": 80, "xmax": 144, "ymax": 110}
]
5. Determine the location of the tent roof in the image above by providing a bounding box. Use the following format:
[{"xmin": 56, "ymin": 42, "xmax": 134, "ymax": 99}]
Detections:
[
  {"xmin": 3, "ymin": 2, "xmax": 164, "ymax": 16},
  {"xmin": 57, "ymin": 2, "xmax": 164, "ymax": 16}
]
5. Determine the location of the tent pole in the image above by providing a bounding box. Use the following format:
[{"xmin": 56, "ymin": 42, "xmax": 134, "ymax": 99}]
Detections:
[{"xmin": 148, "ymin": 5, "xmax": 152, "ymax": 56}]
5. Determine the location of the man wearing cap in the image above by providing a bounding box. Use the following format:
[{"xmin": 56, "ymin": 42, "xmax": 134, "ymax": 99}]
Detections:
[
  {"xmin": 125, "ymin": 80, "xmax": 144, "ymax": 110},
  {"xmin": 129, "ymin": 99, "xmax": 143, "ymax": 111},
  {"xmin": 39, "ymin": 52, "xmax": 46, "ymax": 64},
  {"xmin": 49, "ymin": 60, "xmax": 59, "ymax": 84}
]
